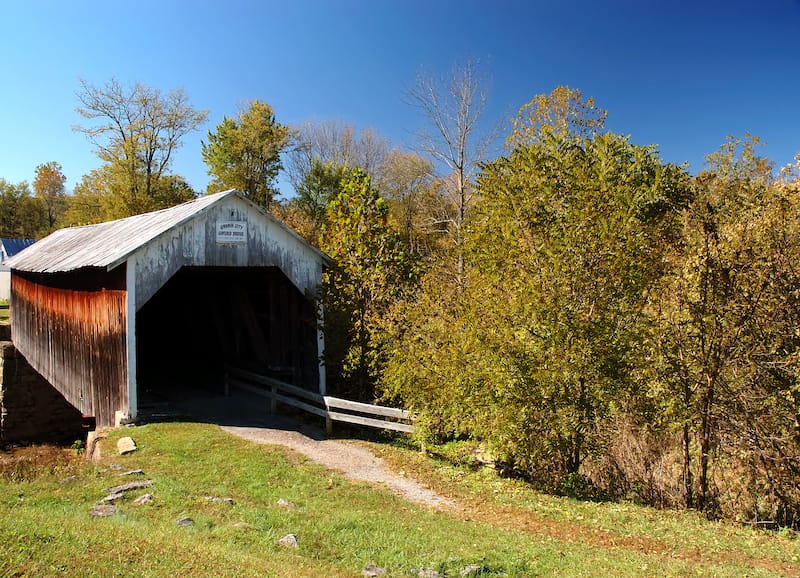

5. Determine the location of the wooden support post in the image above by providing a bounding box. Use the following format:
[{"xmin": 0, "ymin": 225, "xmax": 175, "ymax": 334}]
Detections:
[{"xmin": 324, "ymin": 396, "xmax": 333, "ymax": 436}]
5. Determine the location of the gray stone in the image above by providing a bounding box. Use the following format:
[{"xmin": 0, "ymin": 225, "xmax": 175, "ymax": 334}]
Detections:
[
  {"xmin": 102, "ymin": 479, "xmax": 151, "ymax": 495},
  {"xmin": 117, "ymin": 437, "xmax": 137, "ymax": 455},
  {"xmin": 58, "ymin": 475, "xmax": 80, "ymax": 484},
  {"xmin": 101, "ymin": 492, "xmax": 125, "ymax": 503},
  {"xmin": 460, "ymin": 565, "xmax": 483, "ymax": 577},
  {"xmin": 204, "ymin": 496, "xmax": 234, "ymax": 504},
  {"xmin": 90, "ymin": 505, "xmax": 117, "ymax": 517},
  {"xmin": 276, "ymin": 498, "xmax": 296, "ymax": 508},
  {"xmin": 132, "ymin": 493, "xmax": 153, "ymax": 505},
  {"xmin": 176, "ymin": 516, "xmax": 194, "ymax": 527},
  {"xmin": 363, "ymin": 565, "xmax": 386, "ymax": 577},
  {"xmin": 414, "ymin": 570, "xmax": 441, "ymax": 578},
  {"xmin": 277, "ymin": 533, "xmax": 299, "ymax": 549},
  {"xmin": 120, "ymin": 469, "xmax": 144, "ymax": 476}
]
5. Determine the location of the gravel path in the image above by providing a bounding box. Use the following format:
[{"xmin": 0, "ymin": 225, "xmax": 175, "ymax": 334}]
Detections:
[
  {"xmin": 221, "ymin": 423, "xmax": 455, "ymax": 509},
  {"xmin": 142, "ymin": 387, "xmax": 454, "ymax": 509}
]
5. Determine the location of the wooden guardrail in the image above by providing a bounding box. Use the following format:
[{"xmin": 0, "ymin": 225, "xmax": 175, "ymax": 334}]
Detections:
[{"xmin": 225, "ymin": 365, "xmax": 414, "ymax": 434}]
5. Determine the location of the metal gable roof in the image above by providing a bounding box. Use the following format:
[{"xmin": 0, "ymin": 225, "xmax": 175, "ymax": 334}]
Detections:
[
  {"xmin": 1, "ymin": 238, "xmax": 35, "ymax": 261},
  {"xmin": 5, "ymin": 190, "xmax": 329, "ymax": 273}
]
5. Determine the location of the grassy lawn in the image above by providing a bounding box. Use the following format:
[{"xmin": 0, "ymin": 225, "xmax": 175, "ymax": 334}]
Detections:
[{"xmin": 0, "ymin": 422, "xmax": 797, "ymax": 577}]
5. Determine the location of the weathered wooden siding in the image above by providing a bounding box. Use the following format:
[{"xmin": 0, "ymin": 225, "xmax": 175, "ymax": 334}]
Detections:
[
  {"xmin": 133, "ymin": 196, "xmax": 324, "ymax": 310},
  {"xmin": 10, "ymin": 274, "xmax": 127, "ymax": 426}
]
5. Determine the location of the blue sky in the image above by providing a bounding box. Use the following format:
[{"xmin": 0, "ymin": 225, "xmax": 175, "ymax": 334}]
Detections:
[{"xmin": 1, "ymin": 0, "xmax": 798, "ymax": 197}]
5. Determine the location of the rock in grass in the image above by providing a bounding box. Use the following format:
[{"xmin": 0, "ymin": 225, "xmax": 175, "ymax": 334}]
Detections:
[
  {"xmin": 120, "ymin": 469, "xmax": 144, "ymax": 476},
  {"xmin": 363, "ymin": 565, "xmax": 386, "ymax": 577},
  {"xmin": 117, "ymin": 437, "xmax": 137, "ymax": 455},
  {"xmin": 90, "ymin": 505, "xmax": 117, "ymax": 517},
  {"xmin": 277, "ymin": 533, "xmax": 299, "ymax": 549},
  {"xmin": 204, "ymin": 496, "xmax": 234, "ymax": 504},
  {"xmin": 102, "ymin": 479, "xmax": 151, "ymax": 495},
  {"xmin": 459, "ymin": 565, "xmax": 483, "ymax": 577},
  {"xmin": 132, "ymin": 493, "xmax": 153, "ymax": 505},
  {"xmin": 101, "ymin": 492, "xmax": 125, "ymax": 503},
  {"xmin": 176, "ymin": 516, "xmax": 194, "ymax": 527},
  {"xmin": 276, "ymin": 498, "xmax": 296, "ymax": 508},
  {"xmin": 414, "ymin": 570, "xmax": 441, "ymax": 578}
]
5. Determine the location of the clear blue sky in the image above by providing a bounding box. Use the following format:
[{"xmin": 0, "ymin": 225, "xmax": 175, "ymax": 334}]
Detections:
[{"xmin": 1, "ymin": 0, "xmax": 798, "ymax": 197}]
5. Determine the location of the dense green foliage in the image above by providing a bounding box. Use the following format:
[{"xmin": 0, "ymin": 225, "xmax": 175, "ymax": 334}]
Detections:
[
  {"xmin": 202, "ymin": 100, "xmax": 289, "ymax": 209},
  {"xmin": 294, "ymin": 158, "xmax": 350, "ymax": 229},
  {"xmin": 379, "ymin": 89, "xmax": 800, "ymax": 528},
  {"xmin": 0, "ymin": 179, "xmax": 47, "ymax": 238},
  {"xmin": 384, "ymin": 94, "xmax": 692, "ymax": 482},
  {"xmin": 320, "ymin": 169, "xmax": 420, "ymax": 400},
  {"xmin": 32, "ymin": 161, "xmax": 68, "ymax": 232},
  {"xmin": 648, "ymin": 137, "xmax": 800, "ymax": 523}
]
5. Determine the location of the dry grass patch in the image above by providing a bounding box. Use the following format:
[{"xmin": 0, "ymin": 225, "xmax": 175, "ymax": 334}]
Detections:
[{"xmin": 0, "ymin": 443, "xmax": 80, "ymax": 482}]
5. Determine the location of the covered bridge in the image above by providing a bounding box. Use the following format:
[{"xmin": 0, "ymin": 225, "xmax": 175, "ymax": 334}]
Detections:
[{"xmin": 5, "ymin": 190, "xmax": 329, "ymax": 427}]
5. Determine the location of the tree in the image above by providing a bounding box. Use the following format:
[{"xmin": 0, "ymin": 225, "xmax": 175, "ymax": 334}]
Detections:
[
  {"xmin": 649, "ymin": 134, "xmax": 800, "ymax": 520},
  {"xmin": 405, "ymin": 59, "xmax": 497, "ymax": 289},
  {"xmin": 74, "ymin": 78, "xmax": 206, "ymax": 216},
  {"xmin": 507, "ymin": 85, "xmax": 607, "ymax": 148},
  {"xmin": 320, "ymin": 168, "xmax": 420, "ymax": 400},
  {"xmin": 63, "ymin": 169, "xmax": 106, "ymax": 226},
  {"xmin": 202, "ymin": 100, "xmax": 289, "ymax": 209},
  {"xmin": 32, "ymin": 161, "xmax": 68, "ymax": 231},
  {"xmin": 286, "ymin": 121, "xmax": 436, "ymax": 250},
  {"xmin": 384, "ymin": 88, "xmax": 692, "ymax": 490},
  {"xmin": 292, "ymin": 158, "xmax": 349, "ymax": 231},
  {"xmin": 286, "ymin": 121, "xmax": 390, "ymax": 194},
  {"xmin": 380, "ymin": 150, "xmax": 438, "ymax": 257},
  {"xmin": 0, "ymin": 179, "xmax": 46, "ymax": 238}
]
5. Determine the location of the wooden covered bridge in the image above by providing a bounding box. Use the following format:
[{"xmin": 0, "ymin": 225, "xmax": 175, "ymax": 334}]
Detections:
[{"xmin": 6, "ymin": 190, "xmax": 329, "ymax": 427}]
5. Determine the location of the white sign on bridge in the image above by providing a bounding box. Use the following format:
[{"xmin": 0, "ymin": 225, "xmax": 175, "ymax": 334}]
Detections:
[{"xmin": 216, "ymin": 221, "xmax": 247, "ymax": 244}]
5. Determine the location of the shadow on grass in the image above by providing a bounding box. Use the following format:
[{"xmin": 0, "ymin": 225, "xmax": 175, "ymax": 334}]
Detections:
[{"xmin": 135, "ymin": 384, "xmax": 329, "ymax": 441}]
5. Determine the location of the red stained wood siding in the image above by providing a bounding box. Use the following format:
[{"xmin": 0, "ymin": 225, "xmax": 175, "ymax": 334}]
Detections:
[{"xmin": 10, "ymin": 275, "xmax": 127, "ymax": 426}]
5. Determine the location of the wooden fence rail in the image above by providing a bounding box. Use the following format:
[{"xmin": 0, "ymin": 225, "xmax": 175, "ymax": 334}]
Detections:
[{"xmin": 225, "ymin": 365, "xmax": 415, "ymax": 434}]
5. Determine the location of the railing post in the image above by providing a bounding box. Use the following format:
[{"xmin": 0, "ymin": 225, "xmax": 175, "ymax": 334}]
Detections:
[{"xmin": 324, "ymin": 398, "xmax": 333, "ymax": 436}]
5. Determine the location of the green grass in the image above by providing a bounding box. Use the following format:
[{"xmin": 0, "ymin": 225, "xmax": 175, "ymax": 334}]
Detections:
[{"xmin": 0, "ymin": 423, "xmax": 797, "ymax": 577}]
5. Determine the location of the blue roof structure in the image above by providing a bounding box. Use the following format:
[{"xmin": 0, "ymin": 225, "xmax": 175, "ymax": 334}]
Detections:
[{"xmin": 0, "ymin": 238, "xmax": 35, "ymax": 263}]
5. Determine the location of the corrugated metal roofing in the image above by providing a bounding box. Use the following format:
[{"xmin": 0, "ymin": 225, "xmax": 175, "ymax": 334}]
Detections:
[{"xmin": 5, "ymin": 190, "xmax": 329, "ymax": 273}]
